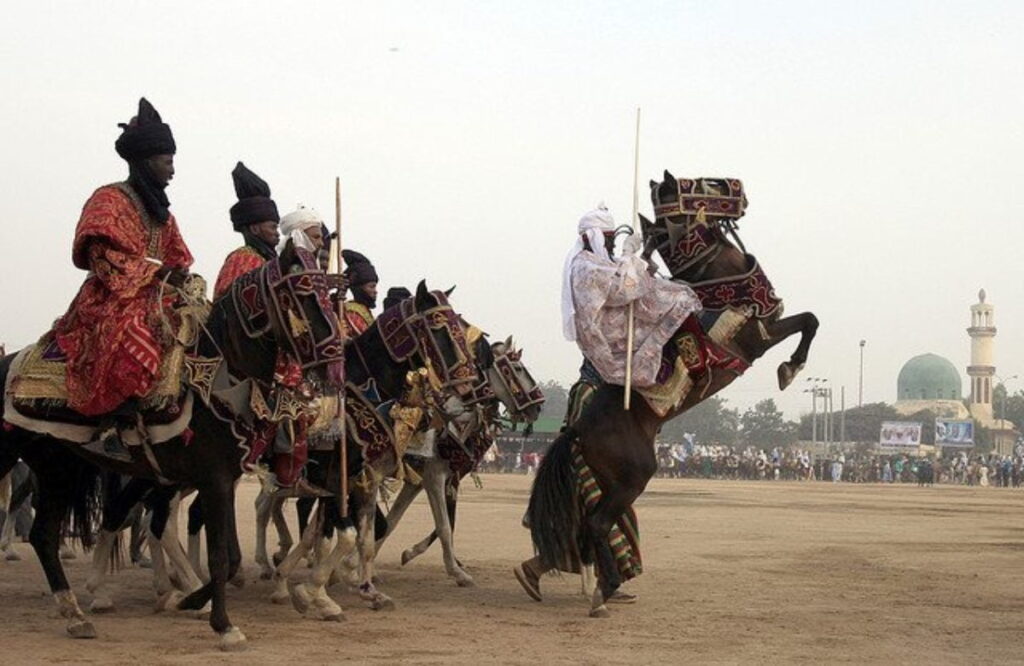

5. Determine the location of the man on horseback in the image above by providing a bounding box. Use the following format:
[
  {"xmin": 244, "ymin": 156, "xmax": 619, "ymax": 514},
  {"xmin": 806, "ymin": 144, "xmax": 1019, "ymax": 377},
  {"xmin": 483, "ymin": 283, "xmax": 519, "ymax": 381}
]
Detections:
[
  {"xmin": 340, "ymin": 250, "xmax": 378, "ymax": 336},
  {"xmin": 54, "ymin": 98, "xmax": 192, "ymax": 452},
  {"xmin": 213, "ymin": 167, "xmax": 328, "ymax": 489},
  {"xmin": 515, "ymin": 204, "xmax": 701, "ymax": 602},
  {"xmin": 213, "ymin": 162, "xmax": 281, "ymax": 300}
]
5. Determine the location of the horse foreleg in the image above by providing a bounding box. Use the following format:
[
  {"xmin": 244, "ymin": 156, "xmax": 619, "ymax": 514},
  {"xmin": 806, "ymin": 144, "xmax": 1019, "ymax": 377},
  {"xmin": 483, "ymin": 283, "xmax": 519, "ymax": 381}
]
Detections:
[
  {"xmin": 289, "ymin": 518, "xmax": 354, "ymax": 621},
  {"xmin": 186, "ymin": 493, "xmax": 207, "ymax": 582},
  {"xmin": 31, "ymin": 473, "xmax": 95, "ymax": 638},
  {"xmin": 272, "ymin": 500, "xmax": 321, "ymax": 604},
  {"xmin": 748, "ymin": 312, "xmax": 819, "ymax": 390},
  {"xmin": 194, "ymin": 481, "xmax": 245, "ymax": 651},
  {"xmin": 355, "ymin": 487, "xmax": 393, "ymax": 610},
  {"xmin": 159, "ymin": 494, "xmax": 206, "ymax": 606},
  {"xmin": 253, "ymin": 488, "xmax": 274, "ymax": 579},
  {"xmin": 377, "ymin": 477, "xmax": 421, "ymax": 554},
  {"xmin": 422, "ymin": 462, "xmax": 472, "ymax": 586},
  {"xmin": 271, "ymin": 495, "xmax": 293, "ymax": 566}
]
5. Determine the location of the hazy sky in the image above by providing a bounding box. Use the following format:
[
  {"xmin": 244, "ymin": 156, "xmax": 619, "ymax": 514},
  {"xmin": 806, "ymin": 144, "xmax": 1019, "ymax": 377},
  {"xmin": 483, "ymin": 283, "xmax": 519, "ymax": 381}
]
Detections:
[{"xmin": 2, "ymin": 1, "xmax": 1022, "ymax": 420}]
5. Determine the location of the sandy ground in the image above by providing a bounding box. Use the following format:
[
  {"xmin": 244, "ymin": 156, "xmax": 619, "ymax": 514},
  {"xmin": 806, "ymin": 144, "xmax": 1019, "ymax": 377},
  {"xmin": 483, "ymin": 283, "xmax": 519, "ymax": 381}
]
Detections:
[{"xmin": 2, "ymin": 474, "xmax": 1024, "ymax": 664}]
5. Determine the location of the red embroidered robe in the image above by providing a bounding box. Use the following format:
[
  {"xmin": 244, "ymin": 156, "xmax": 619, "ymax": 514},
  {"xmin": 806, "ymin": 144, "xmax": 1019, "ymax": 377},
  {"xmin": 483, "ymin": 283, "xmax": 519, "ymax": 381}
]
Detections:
[
  {"xmin": 213, "ymin": 246, "xmax": 265, "ymax": 300},
  {"xmin": 344, "ymin": 301, "xmax": 374, "ymax": 338},
  {"xmin": 55, "ymin": 183, "xmax": 193, "ymax": 416}
]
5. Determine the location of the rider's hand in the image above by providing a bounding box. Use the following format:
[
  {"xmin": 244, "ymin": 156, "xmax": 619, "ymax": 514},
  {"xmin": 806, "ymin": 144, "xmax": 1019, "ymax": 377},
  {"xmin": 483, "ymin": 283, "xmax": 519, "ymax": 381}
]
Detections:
[
  {"xmin": 622, "ymin": 233, "xmax": 642, "ymax": 256},
  {"xmin": 325, "ymin": 273, "xmax": 348, "ymax": 292},
  {"xmin": 157, "ymin": 266, "xmax": 189, "ymax": 288}
]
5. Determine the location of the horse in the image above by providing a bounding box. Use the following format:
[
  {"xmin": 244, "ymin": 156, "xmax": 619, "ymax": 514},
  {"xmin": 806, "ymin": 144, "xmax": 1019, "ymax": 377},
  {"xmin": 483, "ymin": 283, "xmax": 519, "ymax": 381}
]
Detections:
[
  {"xmin": 0, "ymin": 241, "xmax": 344, "ymax": 649},
  {"xmin": 264, "ymin": 284, "xmax": 481, "ymax": 618},
  {"xmin": 521, "ymin": 172, "xmax": 818, "ymax": 617},
  {"xmin": 376, "ymin": 335, "xmax": 544, "ymax": 586}
]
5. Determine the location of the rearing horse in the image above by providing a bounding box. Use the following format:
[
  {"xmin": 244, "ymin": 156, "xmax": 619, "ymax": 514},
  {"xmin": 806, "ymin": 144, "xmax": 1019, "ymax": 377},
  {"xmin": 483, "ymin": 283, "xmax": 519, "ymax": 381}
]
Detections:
[{"xmin": 522, "ymin": 172, "xmax": 817, "ymax": 617}]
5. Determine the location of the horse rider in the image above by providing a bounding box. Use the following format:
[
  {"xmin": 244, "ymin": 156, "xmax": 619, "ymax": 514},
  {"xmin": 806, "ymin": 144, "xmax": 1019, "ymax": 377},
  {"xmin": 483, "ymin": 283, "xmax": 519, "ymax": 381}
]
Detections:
[
  {"xmin": 340, "ymin": 250, "xmax": 379, "ymax": 336},
  {"xmin": 53, "ymin": 98, "xmax": 192, "ymax": 456},
  {"xmin": 382, "ymin": 286, "xmax": 412, "ymax": 312},
  {"xmin": 213, "ymin": 162, "xmax": 281, "ymax": 300},
  {"xmin": 213, "ymin": 164, "xmax": 327, "ymax": 489},
  {"xmin": 515, "ymin": 204, "xmax": 700, "ymax": 603}
]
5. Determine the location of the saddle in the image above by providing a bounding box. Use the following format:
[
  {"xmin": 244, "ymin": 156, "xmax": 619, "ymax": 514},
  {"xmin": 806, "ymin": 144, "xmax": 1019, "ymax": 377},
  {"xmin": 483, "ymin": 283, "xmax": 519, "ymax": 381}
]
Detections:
[
  {"xmin": 7, "ymin": 332, "xmax": 187, "ymax": 428},
  {"xmin": 637, "ymin": 308, "xmax": 751, "ymax": 417}
]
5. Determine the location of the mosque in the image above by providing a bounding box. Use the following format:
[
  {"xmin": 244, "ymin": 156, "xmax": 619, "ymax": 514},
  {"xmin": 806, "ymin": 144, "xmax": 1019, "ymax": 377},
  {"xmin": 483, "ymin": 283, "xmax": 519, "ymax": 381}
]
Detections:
[{"xmin": 894, "ymin": 289, "xmax": 1018, "ymax": 454}]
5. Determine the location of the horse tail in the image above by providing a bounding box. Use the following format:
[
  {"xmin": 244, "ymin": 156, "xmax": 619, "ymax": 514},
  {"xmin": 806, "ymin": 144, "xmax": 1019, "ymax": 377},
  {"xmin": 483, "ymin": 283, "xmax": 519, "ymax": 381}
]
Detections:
[
  {"xmin": 526, "ymin": 427, "xmax": 582, "ymax": 571},
  {"xmin": 64, "ymin": 456, "xmax": 103, "ymax": 551}
]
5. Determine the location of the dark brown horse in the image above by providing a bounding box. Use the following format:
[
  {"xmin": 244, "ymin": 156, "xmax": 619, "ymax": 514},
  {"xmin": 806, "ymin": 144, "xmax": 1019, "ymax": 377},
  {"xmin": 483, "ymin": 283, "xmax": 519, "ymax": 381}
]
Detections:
[
  {"xmin": 0, "ymin": 242, "xmax": 343, "ymax": 649},
  {"xmin": 522, "ymin": 172, "xmax": 817, "ymax": 616}
]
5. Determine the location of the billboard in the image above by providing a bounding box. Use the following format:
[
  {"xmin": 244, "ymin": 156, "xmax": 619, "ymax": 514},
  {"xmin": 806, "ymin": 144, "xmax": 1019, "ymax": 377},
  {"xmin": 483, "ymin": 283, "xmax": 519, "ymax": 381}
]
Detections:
[
  {"xmin": 879, "ymin": 421, "xmax": 922, "ymax": 448},
  {"xmin": 935, "ymin": 419, "xmax": 974, "ymax": 447}
]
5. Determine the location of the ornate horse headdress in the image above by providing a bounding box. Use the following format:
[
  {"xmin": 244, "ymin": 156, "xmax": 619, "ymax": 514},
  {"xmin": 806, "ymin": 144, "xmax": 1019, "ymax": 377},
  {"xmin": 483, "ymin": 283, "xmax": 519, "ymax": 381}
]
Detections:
[
  {"xmin": 229, "ymin": 245, "xmax": 343, "ymax": 370},
  {"xmin": 374, "ymin": 287, "xmax": 477, "ymax": 394}
]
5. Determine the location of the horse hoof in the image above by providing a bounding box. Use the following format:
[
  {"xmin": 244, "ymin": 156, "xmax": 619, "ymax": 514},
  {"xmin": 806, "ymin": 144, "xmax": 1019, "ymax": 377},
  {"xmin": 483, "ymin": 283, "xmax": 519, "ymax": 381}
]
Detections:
[
  {"xmin": 400, "ymin": 550, "xmax": 413, "ymax": 566},
  {"xmin": 219, "ymin": 626, "xmax": 247, "ymax": 652},
  {"xmin": 134, "ymin": 557, "xmax": 153, "ymax": 569},
  {"xmin": 272, "ymin": 553, "xmax": 284, "ymax": 567},
  {"xmin": 156, "ymin": 590, "xmax": 185, "ymax": 613},
  {"xmin": 370, "ymin": 597, "xmax": 395, "ymax": 612},
  {"xmin": 777, "ymin": 362, "xmax": 803, "ymax": 391},
  {"xmin": 229, "ymin": 573, "xmax": 246, "ymax": 589},
  {"xmin": 288, "ymin": 583, "xmax": 313, "ymax": 614},
  {"xmin": 67, "ymin": 619, "xmax": 97, "ymax": 639},
  {"xmin": 89, "ymin": 597, "xmax": 115, "ymax": 614},
  {"xmin": 588, "ymin": 605, "xmax": 610, "ymax": 619},
  {"xmin": 455, "ymin": 575, "xmax": 475, "ymax": 588},
  {"xmin": 191, "ymin": 603, "xmax": 212, "ymax": 621},
  {"xmin": 5, "ymin": 550, "xmax": 22, "ymax": 562},
  {"xmin": 259, "ymin": 568, "xmax": 274, "ymax": 581}
]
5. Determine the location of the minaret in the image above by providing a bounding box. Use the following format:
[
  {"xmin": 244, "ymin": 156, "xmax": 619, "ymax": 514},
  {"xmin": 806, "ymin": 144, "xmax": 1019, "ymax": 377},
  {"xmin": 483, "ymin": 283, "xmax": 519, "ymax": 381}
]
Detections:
[{"xmin": 967, "ymin": 288, "xmax": 995, "ymax": 423}]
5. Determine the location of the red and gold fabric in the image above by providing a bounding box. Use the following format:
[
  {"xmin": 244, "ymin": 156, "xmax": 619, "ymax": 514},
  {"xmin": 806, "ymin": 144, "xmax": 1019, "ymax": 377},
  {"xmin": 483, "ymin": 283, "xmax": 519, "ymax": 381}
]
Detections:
[
  {"xmin": 343, "ymin": 301, "xmax": 374, "ymax": 338},
  {"xmin": 214, "ymin": 246, "xmax": 265, "ymax": 300},
  {"xmin": 54, "ymin": 183, "xmax": 192, "ymax": 416}
]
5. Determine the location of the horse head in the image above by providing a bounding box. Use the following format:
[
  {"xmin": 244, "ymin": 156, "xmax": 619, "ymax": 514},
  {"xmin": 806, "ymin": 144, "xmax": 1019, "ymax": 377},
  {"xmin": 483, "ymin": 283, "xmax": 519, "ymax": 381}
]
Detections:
[
  {"xmin": 486, "ymin": 336, "xmax": 544, "ymax": 424},
  {"xmin": 349, "ymin": 280, "xmax": 478, "ymax": 403},
  {"xmin": 645, "ymin": 170, "xmax": 748, "ymax": 280},
  {"xmin": 214, "ymin": 239, "xmax": 344, "ymax": 388}
]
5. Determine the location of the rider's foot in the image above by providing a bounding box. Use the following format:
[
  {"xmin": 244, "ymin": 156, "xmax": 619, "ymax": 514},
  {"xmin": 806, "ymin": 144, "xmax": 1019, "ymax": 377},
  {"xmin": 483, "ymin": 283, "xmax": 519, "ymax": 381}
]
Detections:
[
  {"xmin": 608, "ymin": 589, "xmax": 638, "ymax": 604},
  {"xmin": 98, "ymin": 420, "xmax": 132, "ymax": 462},
  {"xmin": 513, "ymin": 558, "xmax": 543, "ymax": 602}
]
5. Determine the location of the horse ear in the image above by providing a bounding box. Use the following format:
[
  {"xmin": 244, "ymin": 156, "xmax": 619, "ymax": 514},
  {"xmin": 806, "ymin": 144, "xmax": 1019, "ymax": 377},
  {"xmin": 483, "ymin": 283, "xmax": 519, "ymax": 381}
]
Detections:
[
  {"xmin": 444, "ymin": 285, "xmax": 456, "ymax": 297},
  {"xmin": 414, "ymin": 280, "xmax": 431, "ymax": 310},
  {"xmin": 504, "ymin": 335, "xmax": 513, "ymax": 349},
  {"xmin": 658, "ymin": 171, "xmax": 678, "ymax": 202}
]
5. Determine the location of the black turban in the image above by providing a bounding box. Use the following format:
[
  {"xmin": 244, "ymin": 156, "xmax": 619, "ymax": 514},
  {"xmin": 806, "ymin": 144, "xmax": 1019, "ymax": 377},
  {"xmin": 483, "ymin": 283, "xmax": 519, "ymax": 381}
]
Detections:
[
  {"xmin": 229, "ymin": 162, "xmax": 279, "ymax": 230},
  {"xmin": 382, "ymin": 286, "xmax": 411, "ymax": 311},
  {"xmin": 342, "ymin": 249, "xmax": 378, "ymax": 286},
  {"xmin": 114, "ymin": 98, "xmax": 176, "ymax": 162}
]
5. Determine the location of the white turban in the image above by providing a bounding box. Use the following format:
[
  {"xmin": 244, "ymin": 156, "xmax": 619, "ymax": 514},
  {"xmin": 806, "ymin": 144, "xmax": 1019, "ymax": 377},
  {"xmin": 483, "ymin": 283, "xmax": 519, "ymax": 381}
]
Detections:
[
  {"xmin": 561, "ymin": 204, "xmax": 616, "ymax": 341},
  {"xmin": 278, "ymin": 204, "xmax": 323, "ymax": 253}
]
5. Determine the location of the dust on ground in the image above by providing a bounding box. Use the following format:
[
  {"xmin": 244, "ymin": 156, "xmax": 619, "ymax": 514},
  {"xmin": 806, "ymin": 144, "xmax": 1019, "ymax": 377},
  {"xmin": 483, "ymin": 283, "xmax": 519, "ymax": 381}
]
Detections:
[{"xmin": 1, "ymin": 475, "xmax": 1022, "ymax": 664}]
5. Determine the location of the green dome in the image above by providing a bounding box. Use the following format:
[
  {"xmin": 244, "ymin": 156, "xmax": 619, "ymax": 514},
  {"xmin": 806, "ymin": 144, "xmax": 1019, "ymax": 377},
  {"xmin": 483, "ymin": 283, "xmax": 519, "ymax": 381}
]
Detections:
[{"xmin": 897, "ymin": 354, "xmax": 962, "ymax": 401}]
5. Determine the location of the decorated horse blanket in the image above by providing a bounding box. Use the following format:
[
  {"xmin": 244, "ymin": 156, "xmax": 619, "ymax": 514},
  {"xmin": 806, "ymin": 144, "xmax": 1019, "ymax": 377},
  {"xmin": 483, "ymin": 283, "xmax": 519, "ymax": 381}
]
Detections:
[{"xmin": 3, "ymin": 344, "xmax": 193, "ymax": 446}]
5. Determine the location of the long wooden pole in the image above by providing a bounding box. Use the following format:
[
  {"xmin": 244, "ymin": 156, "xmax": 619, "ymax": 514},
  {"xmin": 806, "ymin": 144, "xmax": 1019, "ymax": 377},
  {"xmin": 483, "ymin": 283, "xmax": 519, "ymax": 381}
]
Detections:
[
  {"xmin": 623, "ymin": 107, "xmax": 641, "ymax": 410},
  {"xmin": 335, "ymin": 177, "xmax": 349, "ymax": 518}
]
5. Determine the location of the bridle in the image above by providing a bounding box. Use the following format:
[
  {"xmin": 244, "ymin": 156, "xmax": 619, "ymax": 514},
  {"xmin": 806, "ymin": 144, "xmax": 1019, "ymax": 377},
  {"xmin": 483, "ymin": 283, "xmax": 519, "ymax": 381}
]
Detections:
[{"xmin": 647, "ymin": 177, "xmax": 749, "ymax": 281}]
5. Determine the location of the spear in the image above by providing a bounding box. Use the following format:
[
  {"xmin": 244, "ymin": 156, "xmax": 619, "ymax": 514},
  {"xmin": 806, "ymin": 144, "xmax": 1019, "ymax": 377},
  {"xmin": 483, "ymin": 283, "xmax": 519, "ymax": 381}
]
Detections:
[
  {"xmin": 335, "ymin": 177, "xmax": 349, "ymax": 518},
  {"xmin": 624, "ymin": 107, "xmax": 641, "ymax": 410}
]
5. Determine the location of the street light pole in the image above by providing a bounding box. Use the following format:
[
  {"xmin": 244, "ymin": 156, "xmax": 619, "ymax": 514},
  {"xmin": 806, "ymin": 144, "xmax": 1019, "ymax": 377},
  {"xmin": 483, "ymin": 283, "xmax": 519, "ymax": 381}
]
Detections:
[{"xmin": 858, "ymin": 340, "xmax": 866, "ymax": 408}]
